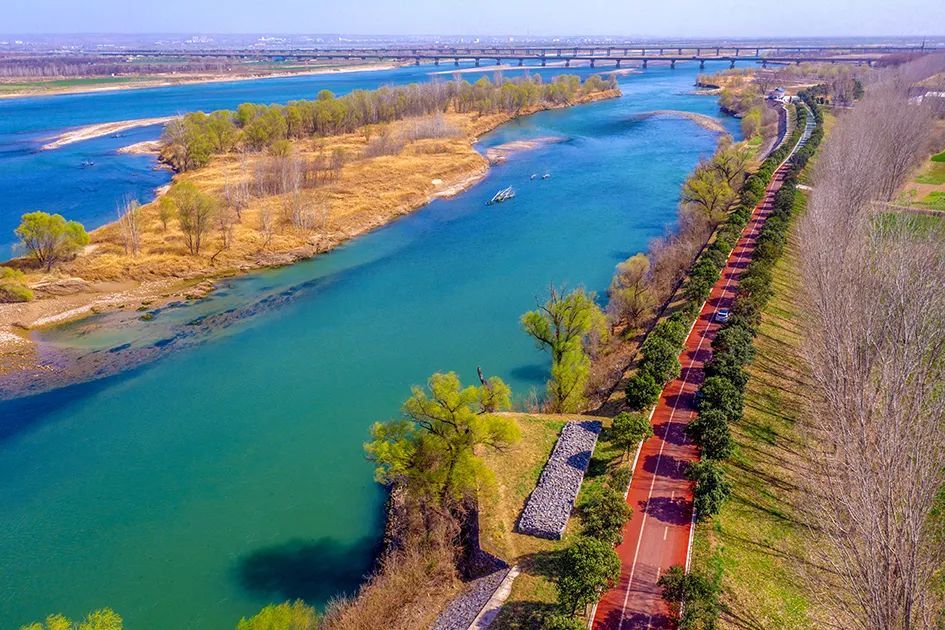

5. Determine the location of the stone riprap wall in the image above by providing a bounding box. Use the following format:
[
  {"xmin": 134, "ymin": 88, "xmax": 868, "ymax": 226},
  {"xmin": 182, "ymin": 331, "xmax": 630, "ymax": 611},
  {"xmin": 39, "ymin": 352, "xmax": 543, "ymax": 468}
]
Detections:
[
  {"xmin": 430, "ymin": 565, "xmax": 511, "ymax": 630},
  {"xmin": 516, "ymin": 420, "xmax": 602, "ymax": 539}
]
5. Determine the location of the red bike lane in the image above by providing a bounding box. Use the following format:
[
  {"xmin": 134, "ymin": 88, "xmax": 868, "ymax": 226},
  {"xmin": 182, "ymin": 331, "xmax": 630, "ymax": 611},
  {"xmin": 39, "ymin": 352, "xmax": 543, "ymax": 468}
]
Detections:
[{"xmin": 592, "ymin": 165, "xmax": 791, "ymax": 630}]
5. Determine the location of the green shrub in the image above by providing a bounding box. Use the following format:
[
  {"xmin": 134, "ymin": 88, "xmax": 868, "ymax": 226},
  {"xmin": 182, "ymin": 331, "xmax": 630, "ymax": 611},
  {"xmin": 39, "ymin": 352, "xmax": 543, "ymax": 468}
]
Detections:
[
  {"xmin": 686, "ymin": 408, "xmax": 734, "ymax": 460},
  {"xmin": 609, "ymin": 411, "xmax": 653, "ymax": 460},
  {"xmin": 528, "ymin": 613, "xmax": 586, "ymax": 630},
  {"xmin": 15, "ymin": 211, "xmax": 89, "ymax": 270},
  {"xmin": 658, "ymin": 565, "xmax": 722, "ymax": 629},
  {"xmin": 553, "ymin": 537, "xmax": 622, "ymax": 615},
  {"xmin": 688, "ymin": 459, "xmax": 731, "ymax": 520},
  {"xmin": 625, "ymin": 372, "xmax": 662, "ymax": 411},
  {"xmin": 711, "ymin": 324, "xmax": 756, "ymax": 366},
  {"xmin": 703, "ymin": 355, "xmax": 748, "ymax": 391},
  {"xmin": 652, "ymin": 317, "xmax": 689, "ymax": 348},
  {"xmin": 606, "ymin": 465, "xmax": 633, "ymax": 491},
  {"xmin": 581, "ymin": 484, "xmax": 633, "ymax": 545},
  {"xmin": 236, "ymin": 600, "xmax": 318, "ymax": 630},
  {"xmin": 640, "ymin": 336, "xmax": 682, "ymax": 384},
  {"xmin": 0, "ymin": 266, "xmax": 33, "ymax": 303},
  {"xmin": 696, "ymin": 376, "xmax": 744, "ymax": 423}
]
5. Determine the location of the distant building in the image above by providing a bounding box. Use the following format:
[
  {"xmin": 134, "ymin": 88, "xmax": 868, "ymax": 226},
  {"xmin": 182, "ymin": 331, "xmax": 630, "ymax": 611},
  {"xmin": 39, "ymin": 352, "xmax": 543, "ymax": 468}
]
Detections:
[
  {"xmin": 767, "ymin": 87, "xmax": 787, "ymax": 102},
  {"xmin": 908, "ymin": 87, "xmax": 945, "ymax": 104}
]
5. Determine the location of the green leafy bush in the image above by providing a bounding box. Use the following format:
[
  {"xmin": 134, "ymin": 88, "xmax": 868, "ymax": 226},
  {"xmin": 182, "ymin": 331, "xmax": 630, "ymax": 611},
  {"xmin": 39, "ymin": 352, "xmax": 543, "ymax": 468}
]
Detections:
[
  {"xmin": 553, "ymin": 537, "xmax": 621, "ymax": 614},
  {"xmin": 696, "ymin": 376, "xmax": 744, "ymax": 423},
  {"xmin": 624, "ymin": 372, "xmax": 662, "ymax": 411},
  {"xmin": 0, "ymin": 266, "xmax": 33, "ymax": 303},
  {"xmin": 580, "ymin": 484, "xmax": 633, "ymax": 545},
  {"xmin": 688, "ymin": 459, "xmax": 731, "ymax": 520}
]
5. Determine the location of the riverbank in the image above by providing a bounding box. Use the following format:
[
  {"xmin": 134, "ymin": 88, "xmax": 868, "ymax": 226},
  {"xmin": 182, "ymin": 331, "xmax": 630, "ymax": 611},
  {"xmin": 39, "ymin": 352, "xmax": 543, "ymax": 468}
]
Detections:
[
  {"xmin": 0, "ymin": 88, "xmax": 620, "ymax": 397},
  {"xmin": 0, "ymin": 62, "xmax": 401, "ymax": 100}
]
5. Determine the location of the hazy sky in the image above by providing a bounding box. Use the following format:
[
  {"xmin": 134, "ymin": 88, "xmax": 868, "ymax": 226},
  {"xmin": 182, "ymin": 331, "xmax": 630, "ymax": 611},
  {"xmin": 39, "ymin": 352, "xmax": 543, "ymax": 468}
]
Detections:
[{"xmin": 5, "ymin": 0, "xmax": 945, "ymax": 37}]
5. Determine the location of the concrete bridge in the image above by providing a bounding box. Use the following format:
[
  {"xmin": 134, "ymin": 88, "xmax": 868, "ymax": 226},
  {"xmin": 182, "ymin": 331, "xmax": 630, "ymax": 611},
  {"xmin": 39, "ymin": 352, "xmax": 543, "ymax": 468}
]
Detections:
[
  {"xmin": 111, "ymin": 42, "xmax": 939, "ymax": 60},
  {"xmin": 102, "ymin": 46, "xmax": 912, "ymax": 70}
]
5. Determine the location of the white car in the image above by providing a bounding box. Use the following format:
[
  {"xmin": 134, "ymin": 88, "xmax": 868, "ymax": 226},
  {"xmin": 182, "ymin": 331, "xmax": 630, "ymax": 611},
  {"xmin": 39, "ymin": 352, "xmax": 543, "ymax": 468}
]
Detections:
[{"xmin": 715, "ymin": 308, "xmax": 731, "ymax": 323}]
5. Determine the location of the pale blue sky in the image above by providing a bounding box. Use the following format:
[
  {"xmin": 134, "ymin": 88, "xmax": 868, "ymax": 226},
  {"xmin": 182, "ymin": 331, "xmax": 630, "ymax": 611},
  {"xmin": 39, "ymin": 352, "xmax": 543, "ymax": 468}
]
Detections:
[{"xmin": 5, "ymin": 0, "xmax": 945, "ymax": 37}]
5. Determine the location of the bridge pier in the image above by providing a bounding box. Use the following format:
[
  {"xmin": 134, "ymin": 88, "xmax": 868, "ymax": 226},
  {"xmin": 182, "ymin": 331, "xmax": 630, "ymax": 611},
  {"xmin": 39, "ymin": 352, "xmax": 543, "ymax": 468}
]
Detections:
[
  {"xmin": 762, "ymin": 60, "xmax": 768, "ymax": 69},
  {"xmin": 677, "ymin": 48, "xmax": 682, "ymax": 55},
  {"xmin": 641, "ymin": 48, "xmax": 646, "ymax": 56},
  {"xmin": 700, "ymin": 59, "xmax": 705, "ymax": 69},
  {"xmin": 670, "ymin": 59, "xmax": 676, "ymax": 69},
  {"xmin": 414, "ymin": 56, "xmax": 420, "ymax": 66},
  {"xmin": 696, "ymin": 48, "xmax": 701, "ymax": 56},
  {"xmin": 454, "ymin": 58, "xmax": 459, "ymax": 66},
  {"xmin": 616, "ymin": 59, "xmax": 622, "ymax": 69},
  {"xmin": 590, "ymin": 59, "xmax": 595, "ymax": 68},
  {"xmin": 434, "ymin": 57, "xmax": 439, "ymax": 66},
  {"xmin": 642, "ymin": 59, "xmax": 648, "ymax": 69},
  {"xmin": 755, "ymin": 47, "xmax": 760, "ymax": 56},
  {"xmin": 734, "ymin": 48, "xmax": 740, "ymax": 56},
  {"xmin": 716, "ymin": 47, "xmax": 720, "ymax": 55},
  {"xmin": 475, "ymin": 58, "xmax": 480, "ymax": 67},
  {"xmin": 541, "ymin": 58, "xmax": 546, "ymax": 67},
  {"xmin": 495, "ymin": 58, "xmax": 501, "ymax": 66},
  {"xmin": 565, "ymin": 59, "xmax": 571, "ymax": 67},
  {"xmin": 730, "ymin": 59, "xmax": 736, "ymax": 69},
  {"xmin": 659, "ymin": 48, "xmax": 664, "ymax": 55},
  {"xmin": 518, "ymin": 58, "xmax": 524, "ymax": 67}
]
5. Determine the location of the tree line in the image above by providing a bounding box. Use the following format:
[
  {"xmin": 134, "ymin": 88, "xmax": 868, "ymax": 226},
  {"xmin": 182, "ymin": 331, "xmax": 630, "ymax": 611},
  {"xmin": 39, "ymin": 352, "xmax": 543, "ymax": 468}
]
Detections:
[
  {"xmin": 796, "ymin": 54, "xmax": 945, "ymax": 627},
  {"xmin": 596, "ymin": 101, "xmax": 821, "ymax": 627},
  {"xmin": 0, "ymin": 54, "xmax": 236, "ymax": 79},
  {"xmin": 160, "ymin": 74, "xmax": 617, "ymax": 171}
]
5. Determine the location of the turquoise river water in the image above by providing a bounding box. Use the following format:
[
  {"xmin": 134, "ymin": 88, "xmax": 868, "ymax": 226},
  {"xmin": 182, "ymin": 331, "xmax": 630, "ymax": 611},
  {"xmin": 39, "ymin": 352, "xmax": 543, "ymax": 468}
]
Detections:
[{"xmin": 0, "ymin": 62, "xmax": 738, "ymax": 627}]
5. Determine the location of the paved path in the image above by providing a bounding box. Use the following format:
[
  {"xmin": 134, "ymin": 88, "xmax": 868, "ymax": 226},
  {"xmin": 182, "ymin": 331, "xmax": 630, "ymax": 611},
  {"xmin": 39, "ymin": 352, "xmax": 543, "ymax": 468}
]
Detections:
[{"xmin": 592, "ymin": 107, "xmax": 814, "ymax": 630}]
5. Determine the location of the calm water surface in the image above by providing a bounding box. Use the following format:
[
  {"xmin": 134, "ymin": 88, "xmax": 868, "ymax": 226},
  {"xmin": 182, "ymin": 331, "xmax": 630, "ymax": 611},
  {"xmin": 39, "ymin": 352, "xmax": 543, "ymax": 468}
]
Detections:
[{"xmin": 0, "ymin": 62, "xmax": 738, "ymax": 627}]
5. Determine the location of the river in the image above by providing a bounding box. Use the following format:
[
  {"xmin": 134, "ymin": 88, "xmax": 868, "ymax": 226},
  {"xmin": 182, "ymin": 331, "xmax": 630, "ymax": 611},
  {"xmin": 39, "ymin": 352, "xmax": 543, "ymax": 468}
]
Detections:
[{"xmin": 0, "ymin": 62, "xmax": 738, "ymax": 627}]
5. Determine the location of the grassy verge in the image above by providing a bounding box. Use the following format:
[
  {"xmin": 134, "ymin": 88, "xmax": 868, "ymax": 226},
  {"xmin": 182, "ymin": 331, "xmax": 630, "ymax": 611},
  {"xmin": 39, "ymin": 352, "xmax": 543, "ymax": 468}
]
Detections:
[
  {"xmin": 478, "ymin": 412, "xmax": 619, "ymax": 627},
  {"xmin": 689, "ymin": 197, "xmax": 824, "ymax": 627}
]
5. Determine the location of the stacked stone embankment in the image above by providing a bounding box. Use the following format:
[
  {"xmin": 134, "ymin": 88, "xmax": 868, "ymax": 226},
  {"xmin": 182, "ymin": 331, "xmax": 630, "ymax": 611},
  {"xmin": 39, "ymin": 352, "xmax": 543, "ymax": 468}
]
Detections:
[
  {"xmin": 516, "ymin": 420, "xmax": 602, "ymax": 539},
  {"xmin": 430, "ymin": 566, "xmax": 511, "ymax": 630}
]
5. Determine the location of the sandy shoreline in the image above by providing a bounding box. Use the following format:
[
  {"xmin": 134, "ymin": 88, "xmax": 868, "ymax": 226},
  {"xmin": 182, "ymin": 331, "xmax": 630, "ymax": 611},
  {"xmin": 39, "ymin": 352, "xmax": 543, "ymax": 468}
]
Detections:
[
  {"xmin": 0, "ymin": 63, "xmax": 401, "ymax": 101},
  {"xmin": 117, "ymin": 139, "xmax": 163, "ymax": 155},
  {"xmin": 634, "ymin": 110, "xmax": 729, "ymax": 134},
  {"xmin": 485, "ymin": 136, "xmax": 568, "ymax": 163},
  {"xmin": 42, "ymin": 117, "xmax": 177, "ymax": 150}
]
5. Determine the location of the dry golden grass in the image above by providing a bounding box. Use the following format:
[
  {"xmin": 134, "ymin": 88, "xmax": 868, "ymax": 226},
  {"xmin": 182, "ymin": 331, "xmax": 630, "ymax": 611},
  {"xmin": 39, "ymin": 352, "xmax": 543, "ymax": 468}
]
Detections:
[
  {"xmin": 322, "ymin": 540, "xmax": 461, "ymax": 630},
  {"xmin": 59, "ymin": 112, "xmax": 490, "ymax": 284},
  {"xmin": 37, "ymin": 93, "xmax": 616, "ymax": 288}
]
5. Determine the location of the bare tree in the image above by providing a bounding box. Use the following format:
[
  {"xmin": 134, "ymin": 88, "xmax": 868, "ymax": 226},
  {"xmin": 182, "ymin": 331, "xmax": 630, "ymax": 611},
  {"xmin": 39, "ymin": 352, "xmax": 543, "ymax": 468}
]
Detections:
[
  {"xmin": 116, "ymin": 197, "xmax": 141, "ymax": 256},
  {"xmin": 798, "ymin": 54, "xmax": 945, "ymax": 628},
  {"xmin": 258, "ymin": 205, "xmax": 275, "ymax": 250}
]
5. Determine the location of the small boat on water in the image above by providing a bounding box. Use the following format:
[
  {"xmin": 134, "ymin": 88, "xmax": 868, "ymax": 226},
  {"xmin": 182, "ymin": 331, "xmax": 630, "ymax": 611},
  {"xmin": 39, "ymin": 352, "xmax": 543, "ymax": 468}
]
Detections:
[
  {"xmin": 530, "ymin": 174, "xmax": 538, "ymax": 180},
  {"xmin": 81, "ymin": 160, "xmax": 95, "ymax": 168},
  {"xmin": 487, "ymin": 186, "xmax": 516, "ymax": 205},
  {"xmin": 542, "ymin": 172, "xmax": 551, "ymax": 179}
]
